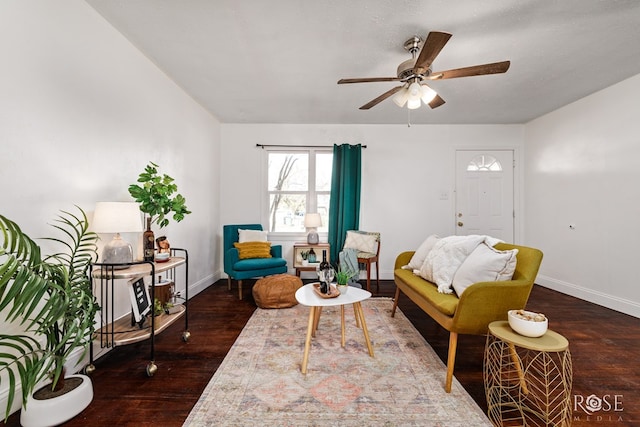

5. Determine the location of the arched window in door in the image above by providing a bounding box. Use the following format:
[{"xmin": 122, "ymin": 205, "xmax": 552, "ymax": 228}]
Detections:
[{"xmin": 466, "ymin": 154, "xmax": 503, "ymax": 171}]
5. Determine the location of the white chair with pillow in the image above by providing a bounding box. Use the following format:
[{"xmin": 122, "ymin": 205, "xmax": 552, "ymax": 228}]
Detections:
[
  {"xmin": 343, "ymin": 230, "xmax": 380, "ymax": 292},
  {"xmin": 223, "ymin": 224, "xmax": 288, "ymax": 299}
]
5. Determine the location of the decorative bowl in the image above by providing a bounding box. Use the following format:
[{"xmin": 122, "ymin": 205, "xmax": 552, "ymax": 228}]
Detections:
[
  {"xmin": 155, "ymin": 252, "xmax": 170, "ymax": 263},
  {"xmin": 508, "ymin": 309, "xmax": 548, "ymax": 337}
]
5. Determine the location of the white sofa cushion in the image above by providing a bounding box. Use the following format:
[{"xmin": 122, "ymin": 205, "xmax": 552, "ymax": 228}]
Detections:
[
  {"xmin": 452, "ymin": 243, "xmax": 518, "ymax": 296},
  {"xmin": 402, "ymin": 234, "xmax": 439, "ymax": 270},
  {"xmin": 418, "ymin": 235, "xmax": 488, "ymax": 294},
  {"xmin": 238, "ymin": 229, "xmax": 268, "ymax": 243}
]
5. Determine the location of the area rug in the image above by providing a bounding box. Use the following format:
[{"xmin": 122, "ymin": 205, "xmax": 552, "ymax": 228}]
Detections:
[{"xmin": 183, "ymin": 297, "xmax": 491, "ymax": 426}]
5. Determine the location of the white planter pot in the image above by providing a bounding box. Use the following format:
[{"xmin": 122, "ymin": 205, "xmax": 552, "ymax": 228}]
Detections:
[{"xmin": 20, "ymin": 374, "xmax": 93, "ymax": 427}]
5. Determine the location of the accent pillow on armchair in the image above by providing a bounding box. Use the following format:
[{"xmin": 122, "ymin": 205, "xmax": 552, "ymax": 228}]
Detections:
[{"xmin": 223, "ymin": 224, "xmax": 287, "ymax": 299}]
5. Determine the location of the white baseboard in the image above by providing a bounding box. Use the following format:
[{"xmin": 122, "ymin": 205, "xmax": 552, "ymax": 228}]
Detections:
[
  {"xmin": 0, "ymin": 382, "xmax": 23, "ymax": 419},
  {"xmin": 188, "ymin": 273, "xmax": 218, "ymax": 297},
  {"xmin": 536, "ymin": 274, "xmax": 640, "ymax": 318}
]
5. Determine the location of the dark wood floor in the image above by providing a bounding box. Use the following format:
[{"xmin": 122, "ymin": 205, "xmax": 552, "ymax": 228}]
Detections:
[{"xmin": 4, "ymin": 279, "xmax": 639, "ymax": 426}]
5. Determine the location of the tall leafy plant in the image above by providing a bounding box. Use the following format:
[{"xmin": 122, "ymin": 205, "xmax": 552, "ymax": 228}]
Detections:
[
  {"xmin": 128, "ymin": 162, "xmax": 191, "ymax": 228},
  {"xmin": 0, "ymin": 207, "xmax": 99, "ymax": 419}
]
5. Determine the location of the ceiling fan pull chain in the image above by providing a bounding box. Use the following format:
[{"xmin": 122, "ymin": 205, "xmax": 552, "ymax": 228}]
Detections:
[{"xmin": 407, "ymin": 108, "xmax": 411, "ymax": 127}]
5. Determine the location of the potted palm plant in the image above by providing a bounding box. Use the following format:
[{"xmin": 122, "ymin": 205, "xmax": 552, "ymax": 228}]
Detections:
[{"xmin": 0, "ymin": 207, "xmax": 99, "ymax": 426}]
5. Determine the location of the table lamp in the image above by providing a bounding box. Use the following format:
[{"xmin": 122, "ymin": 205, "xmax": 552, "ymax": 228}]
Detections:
[
  {"xmin": 304, "ymin": 213, "xmax": 322, "ymax": 244},
  {"xmin": 92, "ymin": 202, "xmax": 143, "ymax": 265}
]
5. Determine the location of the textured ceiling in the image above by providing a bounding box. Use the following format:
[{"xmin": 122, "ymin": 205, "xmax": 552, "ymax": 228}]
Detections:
[{"xmin": 85, "ymin": 0, "xmax": 640, "ymax": 124}]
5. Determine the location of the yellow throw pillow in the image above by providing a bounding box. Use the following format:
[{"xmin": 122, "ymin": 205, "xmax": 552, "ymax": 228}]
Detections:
[{"xmin": 234, "ymin": 242, "xmax": 272, "ymax": 259}]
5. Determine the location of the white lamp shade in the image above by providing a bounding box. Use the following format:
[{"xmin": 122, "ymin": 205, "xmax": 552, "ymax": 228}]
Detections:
[
  {"xmin": 408, "ymin": 81, "xmax": 422, "ymax": 98},
  {"xmin": 420, "ymin": 84, "xmax": 437, "ymax": 104},
  {"xmin": 407, "ymin": 97, "xmax": 422, "ymax": 109},
  {"xmin": 92, "ymin": 202, "xmax": 143, "ymax": 265},
  {"xmin": 92, "ymin": 202, "xmax": 143, "ymax": 233},
  {"xmin": 392, "ymin": 86, "xmax": 409, "ymax": 107},
  {"xmin": 304, "ymin": 213, "xmax": 322, "ymax": 228}
]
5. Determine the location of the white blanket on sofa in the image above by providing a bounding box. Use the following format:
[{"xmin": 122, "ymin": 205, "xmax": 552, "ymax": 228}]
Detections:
[{"xmin": 419, "ymin": 235, "xmax": 502, "ymax": 293}]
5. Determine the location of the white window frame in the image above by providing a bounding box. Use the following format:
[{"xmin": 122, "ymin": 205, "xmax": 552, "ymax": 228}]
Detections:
[{"xmin": 262, "ymin": 147, "xmax": 332, "ymax": 239}]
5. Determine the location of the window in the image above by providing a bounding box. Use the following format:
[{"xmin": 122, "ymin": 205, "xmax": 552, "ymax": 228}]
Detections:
[
  {"xmin": 266, "ymin": 149, "xmax": 332, "ymax": 232},
  {"xmin": 466, "ymin": 154, "xmax": 503, "ymax": 171}
]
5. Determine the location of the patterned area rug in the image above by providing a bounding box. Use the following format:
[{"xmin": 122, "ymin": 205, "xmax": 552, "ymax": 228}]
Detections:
[{"xmin": 184, "ymin": 297, "xmax": 491, "ymax": 426}]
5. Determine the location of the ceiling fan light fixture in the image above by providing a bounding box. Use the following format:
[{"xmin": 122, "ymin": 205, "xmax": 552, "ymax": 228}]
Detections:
[
  {"xmin": 420, "ymin": 84, "xmax": 437, "ymax": 104},
  {"xmin": 408, "ymin": 81, "xmax": 422, "ymax": 98},
  {"xmin": 392, "ymin": 86, "xmax": 410, "ymax": 107},
  {"xmin": 338, "ymin": 31, "xmax": 510, "ymax": 113},
  {"xmin": 407, "ymin": 97, "xmax": 421, "ymax": 109}
]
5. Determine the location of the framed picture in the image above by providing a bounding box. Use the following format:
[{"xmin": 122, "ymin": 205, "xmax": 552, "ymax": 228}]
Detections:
[{"xmin": 128, "ymin": 278, "xmax": 152, "ymax": 323}]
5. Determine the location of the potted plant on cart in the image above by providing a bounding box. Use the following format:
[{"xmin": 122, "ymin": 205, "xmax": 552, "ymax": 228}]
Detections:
[
  {"xmin": 0, "ymin": 207, "xmax": 99, "ymax": 426},
  {"xmin": 127, "ymin": 161, "xmax": 191, "ymax": 228},
  {"xmin": 128, "ymin": 161, "xmax": 191, "ymax": 263},
  {"xmin": 128, "ymin": 161, "xmax": 191, "ymax": 316}
]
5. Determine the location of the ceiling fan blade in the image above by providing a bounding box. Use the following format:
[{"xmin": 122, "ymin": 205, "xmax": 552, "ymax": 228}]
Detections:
[
  {"xmin": 359, "ymin": 86, "xmax": 404, "ymax": 110},
  {"xmin": 428, "ymin": 94, "xmax": 446, "ymax": 109},
  {"xmin": 413, "ymin": 31, "xmax": 452, "ymax": 75},
  {"xmin": 338, "ymin": 77, "xmax": 401, "ymax": 84},
  {"xmin": 428, "ymin": 60, "xmax": 511, "ymax": 80}
]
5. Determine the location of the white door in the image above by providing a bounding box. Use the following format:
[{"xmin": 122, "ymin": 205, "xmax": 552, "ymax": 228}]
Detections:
[{"xmin": 455, "ymin": 150, "xmax": 514, "ymax": 242}]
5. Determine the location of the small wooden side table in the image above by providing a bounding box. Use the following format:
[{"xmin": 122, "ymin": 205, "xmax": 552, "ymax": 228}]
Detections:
[
  {"xmin": 293, "ymin": 242, "xmax": 330, "ymax": 277},
  {"xmin": 484, "ymin": 321, "xmax": 573, "ymax": 427}
]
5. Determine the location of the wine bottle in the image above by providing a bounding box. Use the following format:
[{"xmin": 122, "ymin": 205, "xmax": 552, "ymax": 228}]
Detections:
[
  {"xmin": 308, "ymin": 248, "xmax": 316, "ymax": 263},
  {"xmin": 319, "ymin": 250, "xmax": 329, "ymax": 294},
  {"xmin": 143, "ymin": 217, "xmax": 155, "ymax": 262}
]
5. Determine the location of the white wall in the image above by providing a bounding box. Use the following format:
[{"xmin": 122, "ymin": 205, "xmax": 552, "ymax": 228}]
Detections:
[
  {"xmin": 524, "ymin": 73, "xmax": 640, "ymax": 318},
  {"xmin": 3, "ymin": 1, "xmax": 638, "ymax": 420},
  {"xmin": 220, "ymin": 123, "xmax": 524, "ymax": 280},
  {"xmin": 0, "ymin": 0, "xmax": 221, "ymax": 415}
]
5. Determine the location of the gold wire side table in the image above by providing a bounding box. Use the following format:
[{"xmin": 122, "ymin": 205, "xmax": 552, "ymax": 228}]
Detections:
[{"xmin": 484, "ymin": 321, "xmax": 573, "ymax": 427}]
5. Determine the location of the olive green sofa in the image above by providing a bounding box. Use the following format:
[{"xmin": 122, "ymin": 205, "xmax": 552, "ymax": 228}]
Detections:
[{"xmin": 392, "ymin": 242, "xmax": 543, "ymax": 392}]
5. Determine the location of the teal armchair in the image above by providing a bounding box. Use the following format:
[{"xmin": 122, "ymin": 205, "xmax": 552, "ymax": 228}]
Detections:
[{"xmin": 223, "ymin": 224, "xmax": 287, "ymax": 299}]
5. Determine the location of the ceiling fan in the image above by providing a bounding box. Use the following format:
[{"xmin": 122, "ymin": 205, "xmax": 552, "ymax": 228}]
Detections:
[{"xmin": 337, "ymin": 31, "xmax": 510, "ymax": 110}]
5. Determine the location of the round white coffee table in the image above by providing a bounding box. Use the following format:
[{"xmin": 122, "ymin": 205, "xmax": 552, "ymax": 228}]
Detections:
[{"xmin": 295, "ymin": 283, "xmax": 374, "ymax": 374}]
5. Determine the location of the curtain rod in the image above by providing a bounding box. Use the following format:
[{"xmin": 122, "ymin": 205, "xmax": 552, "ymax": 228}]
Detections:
[{"xmin": 256, "ymin": 144, "xmax": 367, "ymax": 149}]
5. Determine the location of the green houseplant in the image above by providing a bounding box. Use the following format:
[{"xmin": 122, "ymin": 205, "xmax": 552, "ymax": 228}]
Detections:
[
  {"xmin": 127, "ymin": 161, "xmax": 191, "ymax": 228},
  {"xmin": 335, "ymin": 263, "xmax": 357, "ymax": 294},
  {"xmin": 335, "ymin": 268, "xmax": 351, "ymax": 286},
  {"xmin": 0, "ymin": 207, "xmax": 99, "ymax": 421},
  {"xmin": 128, "ymin": 161, "xmax": 191, "ymax": 309}
]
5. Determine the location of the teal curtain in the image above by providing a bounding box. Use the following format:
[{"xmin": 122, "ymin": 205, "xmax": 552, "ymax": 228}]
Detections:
[{"xmin": 328, "ymin": 144, "xmax": 361, "ymax": 263}]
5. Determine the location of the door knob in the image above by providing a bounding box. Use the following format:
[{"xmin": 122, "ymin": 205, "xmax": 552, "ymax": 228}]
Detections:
[{"xmin": 457, "ymin": 221, "xmax": 464, "ymax": 227}]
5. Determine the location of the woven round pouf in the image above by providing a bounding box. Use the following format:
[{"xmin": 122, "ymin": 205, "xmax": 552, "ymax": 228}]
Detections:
[{"xmin": 253, "ymin": 274, "xmax": 303, "ymax": 309}]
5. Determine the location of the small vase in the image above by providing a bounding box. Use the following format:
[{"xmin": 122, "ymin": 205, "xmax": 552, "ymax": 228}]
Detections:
[
  {"xmin": 143, "ymin": 217, "xmax": 155, "ymax": 262},
  {"xmin": 336, "ymin": 284, "xmax": 348, "ymax": 295}
]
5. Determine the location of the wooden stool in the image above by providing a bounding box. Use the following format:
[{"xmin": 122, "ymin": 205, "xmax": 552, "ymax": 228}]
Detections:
[
  {"xmin": 484, "ymin": 321, "xmax": 572, "ymax": 427},
  {"xmin": 252, "ymin": 274, "xmax": 302, "ymax": 308}
]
